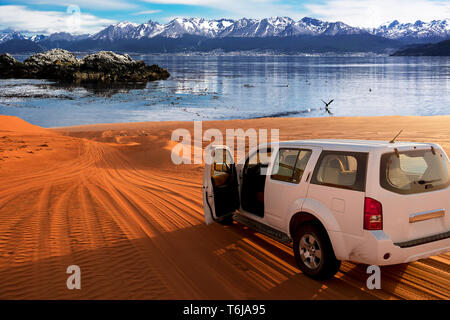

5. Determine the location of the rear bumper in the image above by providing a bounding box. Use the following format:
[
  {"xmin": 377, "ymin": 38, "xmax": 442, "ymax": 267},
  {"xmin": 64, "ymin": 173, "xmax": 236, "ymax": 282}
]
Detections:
[
  {"xmin": 337, "ymin": 230, "xmax": 450, "ymax": 266},
  {"xmin": 393, "ymin": 231, "xmax": 450, "ymax": 248}
]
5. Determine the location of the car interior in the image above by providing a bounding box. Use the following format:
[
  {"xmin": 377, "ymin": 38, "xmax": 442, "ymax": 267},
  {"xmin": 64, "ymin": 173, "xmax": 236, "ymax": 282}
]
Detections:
[
  {"xmin": 275, "ymin": 153, "xmax": 298, "ymax": 178},
  {"xmin": 386, "ymin": 151, "xmax": 446, "ymax": 190},
  {"xmin": 241, "ymin": 148, "xmax": 272, "ymax": 217},
  {"xmin": 316, "ymin": 154, "xmax": 358, "ymax": 187},
  {"xmin": 271, "ymin": 149, "xmax": 311, "ymax": 183},
  {"xmin": 386, "ymin": 155, "xmax": 415, "ymax": 189},
  {"xmin": 210, "ymin": 150, "xmax": 240, "ymax": 218}
]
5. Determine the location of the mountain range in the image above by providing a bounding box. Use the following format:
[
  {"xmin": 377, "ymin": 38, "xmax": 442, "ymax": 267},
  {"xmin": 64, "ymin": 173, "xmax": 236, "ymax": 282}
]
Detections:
[{"xmin": 1, "ymin": 17, "xmax": 449, "ymax": 54}]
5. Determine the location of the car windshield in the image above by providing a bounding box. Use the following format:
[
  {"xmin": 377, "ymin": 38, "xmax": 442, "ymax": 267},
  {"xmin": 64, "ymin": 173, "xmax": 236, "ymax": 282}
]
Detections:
[{"xmin": 380, "ymin": 148, "xmax": 450, "ymax": 194}]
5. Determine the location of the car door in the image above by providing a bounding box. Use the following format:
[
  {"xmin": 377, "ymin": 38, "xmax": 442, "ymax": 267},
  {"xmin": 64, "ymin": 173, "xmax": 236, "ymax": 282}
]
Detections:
[
  {"xmin": 203, "ymin": 145, "xmax": 240, "ymax": 224},
  {"xmin": 240, "ymin": 147, "xmax": 272, "ymax": 218},
  {"xmin": 376, "ymin": 147, "xmax": 450, "ymax": 244},
  {"xmin": 264, "ymin": 146, "xmax": 322, "ymax": 230},
  {"xmin": 305, "ymin": 151, "xmax": 368, "ymax": 236}
]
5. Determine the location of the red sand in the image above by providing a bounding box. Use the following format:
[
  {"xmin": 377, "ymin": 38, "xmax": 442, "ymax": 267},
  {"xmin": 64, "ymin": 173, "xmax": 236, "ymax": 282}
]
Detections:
[{"xmin": 0, "ymin": 115, "xmax": 449, "ymax": 299}]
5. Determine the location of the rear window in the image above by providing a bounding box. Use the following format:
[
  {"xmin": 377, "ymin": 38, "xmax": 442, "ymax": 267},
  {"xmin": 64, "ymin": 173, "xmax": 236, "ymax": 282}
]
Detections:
[
  {"xmin": 380, "ymin": 148, "xmax": 450, "ymax": 194},
  {"xmin": 311, "ymin": 151, "xmax": 368, "ymax": 191}
]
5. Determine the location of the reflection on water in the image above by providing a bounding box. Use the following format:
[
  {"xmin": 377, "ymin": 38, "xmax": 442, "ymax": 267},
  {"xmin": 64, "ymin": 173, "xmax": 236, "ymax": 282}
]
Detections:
[
  {"xmin": 0, "ymin": 55, "xmax": 449, "ymax": 127},
  {"xmin": 45, "ymin": 81, "xmax": 148, "ymax": 97}
]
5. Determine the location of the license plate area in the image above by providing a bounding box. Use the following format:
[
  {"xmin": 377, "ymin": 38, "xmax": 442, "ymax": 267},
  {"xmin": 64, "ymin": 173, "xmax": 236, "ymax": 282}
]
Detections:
[{"xmin": 409, "ymin": 209, "xmax": 445, "ymax": 223}]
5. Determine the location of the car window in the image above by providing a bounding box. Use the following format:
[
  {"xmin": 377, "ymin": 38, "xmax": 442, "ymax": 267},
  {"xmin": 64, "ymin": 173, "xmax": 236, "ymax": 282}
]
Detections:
[
  {"xmin": 380, "ymin": 148, "xmax": 450, "ymax": 194},
  {"xmin": 399, "ymin": 154, "xmax": 428, "ymax": 174},
  {"xmin": 245, "ymin": 148, "xmax": 272, "ymax": 175},
  {"xmin": 311, "ymin": 151, "xmax": 368, "ymax": 191},
  {"xmin": 271, "ymin": 148, "xmax": 312, "ymax": 183},
  {"xmin": 211, "ymin": 148, "xmax": 233, "ymax": 176}
]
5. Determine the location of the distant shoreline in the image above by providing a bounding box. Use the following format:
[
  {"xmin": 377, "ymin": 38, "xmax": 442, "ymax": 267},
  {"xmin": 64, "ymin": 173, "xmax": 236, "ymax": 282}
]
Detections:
[
  {"xmin": 8, "ymin": 51, "xmax": 393, "ymax": 59},
  {"xmin": 391, "ymin": 39, "xmax": 450, "ymax": 57},
  {"xmin": 48, "ymin": 114, "xmax": 450, "ymax": 130}
]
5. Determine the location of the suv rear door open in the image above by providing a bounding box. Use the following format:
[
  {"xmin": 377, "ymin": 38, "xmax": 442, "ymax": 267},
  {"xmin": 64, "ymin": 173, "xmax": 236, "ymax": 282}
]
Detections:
[{"xmin": 203, "ymin": 145, "xmax": 240, "ymax": 224}]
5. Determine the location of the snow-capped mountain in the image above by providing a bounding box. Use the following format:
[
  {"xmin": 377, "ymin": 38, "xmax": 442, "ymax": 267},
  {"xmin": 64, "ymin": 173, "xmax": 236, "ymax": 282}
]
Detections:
[
  {"xmin": 29, "ymin": 34, "xmax": 47, "ymax": 42},
  {"xmin": 87, "ymin": 17, "xmax": 450, "ymax": 40},
  {"xmin": 91, "ymin": 21, "xmax": 141, "ymax": 41},
  {"xmin": 0, "ymin": 31, "xmax": 90, "ymax": 43},
  {"xmin": 0, "ymin": 30, "xmax": 27, "ymax": 43},
  {"xmin": 220, "ymin": 17, "xmax": 294, "ymax": 37},
  {"xmin": 1, "ymin": 17, "xmax": 449, "ymax": 45},
  {"xmin": 280, "ymin": 17, "xmax": 363, "ymax": 36},
  {"xmin": 159, "ymin": 18, "xmax": 234, "ymax": 37},
  {"xmin": 90, "ymin": 17, "xmax": 365, "ymax": 39},
  {"xmin": 44, "ymin": 32, "xmax": 89, "ymax": 42},
  {"xmin": 91, "ymin": 18, "xmax": 235, "ymax": 40},
  {"xmin": 0, "ymin": 30, "xmax": 46, "ymax": 43},
  {"xmin": 371, "ymin": 19, "xmax": 450, "ymax": 40}
]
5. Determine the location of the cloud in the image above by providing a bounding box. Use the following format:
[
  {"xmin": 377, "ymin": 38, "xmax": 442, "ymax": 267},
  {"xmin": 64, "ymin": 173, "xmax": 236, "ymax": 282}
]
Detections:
[
  {"xmin": 0, "ymin": 5, "xmax": 116, "ymax": 34},
  {"xmin": 142, "ymin": 0, "xmax": 449, "ymax": 26},
  {"xmin": 305, "ymin": 0, "xmax": 450, "ymax": 27},
  {"xmin": 132, "ymin": 9, "xmax": 162, "ymax": 15},
  {"xmin": 141, "ymin": 0, "xmax": 307, "ymax": 19},
  {"xmin": 141, "ymin": 0, "xmax": 229, "ymax": 4},
  {"xmin": 22, "ymin": 0, "xmax": 137, "ymax": 10}
]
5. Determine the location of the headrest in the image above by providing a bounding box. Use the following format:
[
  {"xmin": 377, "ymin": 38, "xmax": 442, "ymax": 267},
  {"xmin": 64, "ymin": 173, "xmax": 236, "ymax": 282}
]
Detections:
[
  {"xmin": 329, "ymin": 159, "xmax": 343, "ymax": 170},
  {"xmin": 284, "ymin": 154, "xmax": 297, "ymax": 166},
  {"xmin": 388, "ymin": 155, "xmax": 401, "ymax": 170}
]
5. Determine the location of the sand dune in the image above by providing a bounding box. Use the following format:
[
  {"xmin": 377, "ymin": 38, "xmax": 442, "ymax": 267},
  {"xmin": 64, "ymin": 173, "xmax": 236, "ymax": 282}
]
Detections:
[{"xmin": 0, "ymin": 115, "xmax": 449, "ymax": 299}]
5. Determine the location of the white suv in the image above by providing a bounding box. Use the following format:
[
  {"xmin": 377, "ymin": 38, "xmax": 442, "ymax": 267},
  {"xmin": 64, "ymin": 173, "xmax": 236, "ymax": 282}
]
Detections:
[{"xmin": 203, "ymin": 140, "xmax": 450, "ymax": 279}]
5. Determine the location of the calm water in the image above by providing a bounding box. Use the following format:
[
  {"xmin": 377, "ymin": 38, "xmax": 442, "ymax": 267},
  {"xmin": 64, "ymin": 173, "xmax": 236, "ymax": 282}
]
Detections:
[{"xmin": 0, "ymin": 55, "xmax": 449, "ymax": 128}]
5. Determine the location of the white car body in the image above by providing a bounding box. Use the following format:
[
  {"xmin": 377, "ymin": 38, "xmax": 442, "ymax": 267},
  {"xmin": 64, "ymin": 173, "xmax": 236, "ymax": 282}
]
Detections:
[{"xmin": 203, "ymin": 140, "xmax": 450, "ymax": 277}]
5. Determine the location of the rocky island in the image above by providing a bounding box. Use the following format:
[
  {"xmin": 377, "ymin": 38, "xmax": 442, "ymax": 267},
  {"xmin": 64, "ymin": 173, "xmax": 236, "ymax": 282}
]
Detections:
[{"xmin": 0, "ymin": 49, "xmax": 170, "ymax": 82}]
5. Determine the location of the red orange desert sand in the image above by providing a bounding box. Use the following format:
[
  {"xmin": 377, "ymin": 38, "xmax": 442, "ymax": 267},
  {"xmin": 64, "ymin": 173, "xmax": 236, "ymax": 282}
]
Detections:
[{"xmin": 0, "ymin": 115, "xmax": 449, "ymax": 299}]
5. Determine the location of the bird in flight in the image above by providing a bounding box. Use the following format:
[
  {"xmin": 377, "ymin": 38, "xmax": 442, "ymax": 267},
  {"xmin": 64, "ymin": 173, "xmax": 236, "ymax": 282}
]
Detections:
[{"xmin": 321, "ymin": 99, "xmax": 334, "ymax": 115}]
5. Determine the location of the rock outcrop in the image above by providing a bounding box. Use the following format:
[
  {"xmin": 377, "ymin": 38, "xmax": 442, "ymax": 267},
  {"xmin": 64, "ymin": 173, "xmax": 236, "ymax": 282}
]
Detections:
[
  {"xmin": 0, "ymin": 53, "xmax": 22, "ymax": 77},
  {"xmin": 0, "ymin": 49, "xmax": 170, "ymax": 82}
]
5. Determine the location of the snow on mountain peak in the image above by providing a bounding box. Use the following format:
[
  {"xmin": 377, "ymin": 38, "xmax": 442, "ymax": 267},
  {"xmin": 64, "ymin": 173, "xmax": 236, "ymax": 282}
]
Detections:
[
  {"xmin": 115, "ymin": 21, "xmax": 139, "ymax": 28},
  {"xmin": 300, "ymin": 17, "xmax": 324, "ymax": 26},
  {"xmin": 1, "ymin": 17, "xmax": 449, "ymax": 44},
  {"xmin": 372, "ymin": 19, "xmax": 450, "ymax": 39}
]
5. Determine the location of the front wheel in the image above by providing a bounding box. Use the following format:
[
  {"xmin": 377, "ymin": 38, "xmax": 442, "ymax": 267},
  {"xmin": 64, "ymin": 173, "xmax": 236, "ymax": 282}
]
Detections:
[
  {"xmin": 293, "ymin": 223, "xmax": 341, "ymax": 280},
  {"xmin": 218, "ymin": 215, "xmax": 234, "ymax": 225}
]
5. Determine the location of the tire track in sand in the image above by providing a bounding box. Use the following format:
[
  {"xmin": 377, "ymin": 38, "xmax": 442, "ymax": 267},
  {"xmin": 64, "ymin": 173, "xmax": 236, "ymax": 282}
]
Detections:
[{"xmin": 0, "ymin": 132, "xmax": 448, "ymax": 299}]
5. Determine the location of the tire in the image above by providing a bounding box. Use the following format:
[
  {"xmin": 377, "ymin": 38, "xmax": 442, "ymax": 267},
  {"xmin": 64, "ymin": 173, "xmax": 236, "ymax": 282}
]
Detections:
[
  {"xmin": 293, "ymin": 222, "xmax": 341, "ymax": 280},
  {"xmin": 218, "ymin": 215, "xmax": 234, "ymax": 225}
]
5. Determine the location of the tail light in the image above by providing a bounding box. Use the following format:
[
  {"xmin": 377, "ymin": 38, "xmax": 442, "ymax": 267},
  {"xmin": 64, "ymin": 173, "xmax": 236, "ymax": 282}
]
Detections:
[{"xmin": 364, "ymin": 197, "xmax": 383, "ymax": 230}]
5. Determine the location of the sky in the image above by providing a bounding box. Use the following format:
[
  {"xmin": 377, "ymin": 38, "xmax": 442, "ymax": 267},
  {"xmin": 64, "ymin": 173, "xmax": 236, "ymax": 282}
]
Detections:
[{"xmin": 0, "ymin": 0, "xmax": 449, "ymax": 34}]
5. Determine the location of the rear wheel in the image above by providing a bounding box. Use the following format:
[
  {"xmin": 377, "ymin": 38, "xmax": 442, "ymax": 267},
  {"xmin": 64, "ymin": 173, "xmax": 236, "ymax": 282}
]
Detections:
[{"xmin": 293, "ymin": 223, "xmax": 341, "ymax": 280}]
